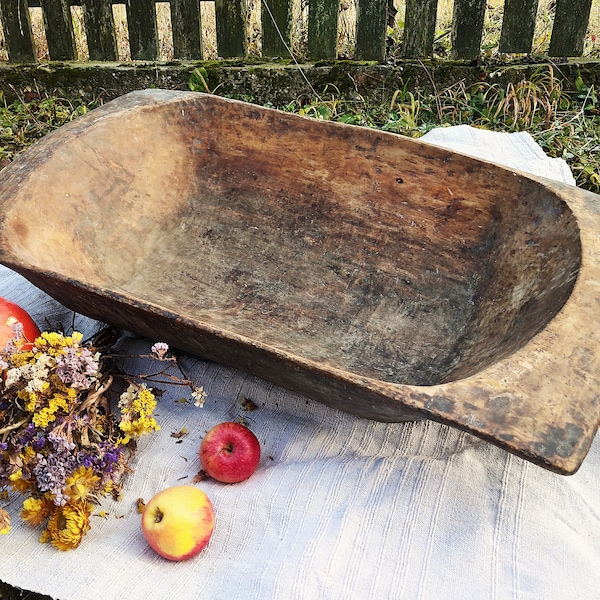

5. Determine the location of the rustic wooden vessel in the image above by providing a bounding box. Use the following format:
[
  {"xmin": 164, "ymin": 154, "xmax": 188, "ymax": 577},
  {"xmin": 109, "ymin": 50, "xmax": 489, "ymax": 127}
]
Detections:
[{"xmin": 0, "ymin": 90, "xmax": 598, "ymax": 474}]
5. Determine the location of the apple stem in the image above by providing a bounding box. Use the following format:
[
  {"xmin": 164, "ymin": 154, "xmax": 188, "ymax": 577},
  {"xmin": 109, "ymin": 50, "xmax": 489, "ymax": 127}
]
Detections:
[
  {"xmin": 219, "ymin": 443, "xmax": 234, "ymax": 455},
  {"xmin": 154, "ymin": 507, "xmax": 164, "ymax": 523}
]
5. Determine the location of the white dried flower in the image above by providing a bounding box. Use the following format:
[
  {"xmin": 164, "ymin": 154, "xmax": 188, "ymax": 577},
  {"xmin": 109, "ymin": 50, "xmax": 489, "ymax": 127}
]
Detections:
[{"xmin": 191, "ymin": 386, "xmax": 207, "ymax": 408}]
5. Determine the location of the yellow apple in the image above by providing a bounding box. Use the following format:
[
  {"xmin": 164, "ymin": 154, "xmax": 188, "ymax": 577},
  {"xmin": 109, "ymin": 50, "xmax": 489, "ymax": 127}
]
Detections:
[{"xmin": 141, "ymin": 485, "xmax": 214, "ymax": 560}]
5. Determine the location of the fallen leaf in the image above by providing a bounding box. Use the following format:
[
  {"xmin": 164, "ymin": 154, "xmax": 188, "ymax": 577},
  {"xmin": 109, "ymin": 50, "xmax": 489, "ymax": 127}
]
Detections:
[
  {"xmin": 192, "ymin": 470, "xmax": 208, "ymax": 483},
  {"xmin": 240, "ymin": 396, "xmax": 258, "ymax": 411},
  {"xmin": 171, "ymin": 427, "xmax": 189, "ymax": 439}
]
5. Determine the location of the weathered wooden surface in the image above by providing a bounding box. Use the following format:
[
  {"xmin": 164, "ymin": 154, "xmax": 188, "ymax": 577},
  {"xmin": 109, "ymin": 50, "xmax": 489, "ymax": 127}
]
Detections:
[
  {"xmin": 499, "ymin": 0, "xmax": 539, "ymax": 54},
  {"xmin": 170, "ymin": 0, "xmax": 202, "ymax": 60},
  {"xmin": 0, "ymin": 90, "xmax": 598, "ymax": 475},
  {"xmin": 126, "ymin": 0, "xmax": 159, "ymax": 61},
  {"xmin": 403, "ymin": 0, "xmax": 439, "ymax": 58},
  {"xmin": 0, "ymin": 0, "xmax": 35, "ymax": 62},
  {"xmin": 40, "ymin": 0, "xmax": 76, "ymax": 61},
  {"xmin": 1, "ymin": 0, "xmax": 595, "ymax": 63},
  {"xmin": 81, "ymin": 0, "xmax": 117, "ymax": 61},
  {"xmin": 307, "ymin": 0, "xmax": 338, "ymax": 60},
  {"xmin": 261, "ymin": 0, "xmax": 291, "ymax": 58},
  {"xmin": 549, "ymin": 0, "xmax": 594, "ymax": 57},
  {"xmin": 215, "ymin": 0, "xmax": 246, "ymax": 58},
  {"xmin": 355, "ymin": 0, "xmax": 388, "ymax": 61},
  {"xmin": 451, "ymin": 0, "xmax": 487, "ymax": 60}
]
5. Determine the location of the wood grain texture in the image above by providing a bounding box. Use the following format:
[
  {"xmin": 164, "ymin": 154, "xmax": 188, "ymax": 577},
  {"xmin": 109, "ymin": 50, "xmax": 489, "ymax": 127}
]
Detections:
[
  {"xmin": 170, "ymin": 0, "xmax": 201, "ymax": 60},
  {"xmin": 451, "ymin": 0, "xmax": 487, "ymax": 60},
  {"xmin": 81, "ymin": 0, "xmax": 117, "ymax": 61},
  {"xmin": 403, "ymin": 0, "xmax": 438, "ymax": 57},
  {"xmin": 126, "ymin": 0, "xmax": 159, "ymax": 60},
  {"xmin": 0, "ymin": 0, "xmax": 35, "ymax": 62},
  {"xmin": 40, "ymin": 0, "xmax": 77, "ymax": 61},
  {"xmin": 499, "ymin": 0, "xmax": 538, "ymax": 54},
  {"xmin": 307, "ymin": 0, "xmax": 338, "ymax": 60},
  {"xmin": 549, "ymin": 0, "xmax": 594, "ymax": 57},
  {"xmin": 0, "ymin": 90, "xmax": 598, "ymax": 474}
]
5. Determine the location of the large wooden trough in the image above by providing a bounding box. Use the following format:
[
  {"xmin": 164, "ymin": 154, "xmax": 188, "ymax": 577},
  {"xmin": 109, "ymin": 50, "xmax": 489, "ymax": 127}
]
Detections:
[{"xmin": 0, "ymin": 90, "xmax": 598, "ymax": 474}]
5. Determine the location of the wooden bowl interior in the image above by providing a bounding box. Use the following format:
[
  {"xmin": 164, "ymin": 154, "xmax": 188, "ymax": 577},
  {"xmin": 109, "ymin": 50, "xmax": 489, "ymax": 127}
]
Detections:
[{"xmin": 1, "ymin": 95, "xmax": 581, "ymax": 386}]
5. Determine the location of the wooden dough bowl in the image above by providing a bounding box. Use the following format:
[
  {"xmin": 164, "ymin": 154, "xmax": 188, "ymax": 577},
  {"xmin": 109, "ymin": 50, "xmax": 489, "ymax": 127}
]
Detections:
[{"xmin": 0, "ymin": 90, "xmax": 598, "ymax": 474}]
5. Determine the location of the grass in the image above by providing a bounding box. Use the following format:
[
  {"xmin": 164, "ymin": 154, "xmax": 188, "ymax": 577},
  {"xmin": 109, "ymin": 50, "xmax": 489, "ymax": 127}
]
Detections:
[
  {"xmin": 0, "ymin": 89, "xmax": 103, "ymax": 163},
  {"xmin": 3, "ymin": 63, "xmax": 599, "ymax": 192}
]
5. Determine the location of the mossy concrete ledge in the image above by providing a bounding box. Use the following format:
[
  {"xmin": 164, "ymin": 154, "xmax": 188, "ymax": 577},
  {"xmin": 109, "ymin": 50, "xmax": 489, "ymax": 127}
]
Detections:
[{"xmin": 1, "ymin": 59, "xmax": 600, "ymax": 104}]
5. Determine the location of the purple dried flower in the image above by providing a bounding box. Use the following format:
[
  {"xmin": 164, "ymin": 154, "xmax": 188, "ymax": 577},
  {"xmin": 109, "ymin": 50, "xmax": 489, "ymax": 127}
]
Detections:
[
  {"xmin": 20, "ymin": 424, "xmax": 47, "ymax": 451},
  {"xmin": 33, "ymin": 433, "xmax": 77, "ymax": 506},
  {"xmin": 99, "ymin": 441, "xmax": 122, "ymax": 471},
  {"xmin": 55, "ymin": 347, "xmax": 99, "ymax": 390},
  {"xmin": 76, "ymin": 451, "xmax": 95, "ymax": 469},
  {"xmin": 1, "ymin": 337, "xmax": 19, "ymax": 357},
  {"xmin": 32, "ymin": 433, "xmax": 47, "ymax": 451},
  {"xmin": 9, "ymin": 321, "xmax": 24, "ymax": 340}
]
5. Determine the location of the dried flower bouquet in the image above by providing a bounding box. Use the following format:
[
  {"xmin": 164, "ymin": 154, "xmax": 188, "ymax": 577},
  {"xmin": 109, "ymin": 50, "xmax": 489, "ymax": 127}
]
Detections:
[{"xmin": 0, "ymin": 325, "xmax": 204, "ymax": 550}]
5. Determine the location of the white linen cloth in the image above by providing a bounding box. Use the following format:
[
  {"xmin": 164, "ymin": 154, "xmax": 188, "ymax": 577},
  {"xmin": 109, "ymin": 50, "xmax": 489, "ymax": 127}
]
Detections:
[{"xmin": 0, "ymin": 125, "xmax": 598, "ymax": 600}]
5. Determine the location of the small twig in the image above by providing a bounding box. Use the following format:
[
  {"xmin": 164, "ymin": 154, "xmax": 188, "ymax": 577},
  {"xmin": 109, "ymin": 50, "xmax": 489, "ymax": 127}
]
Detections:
[{"xmin": 418, "ymin": 59, "xmax": 443, "ymax": 123}]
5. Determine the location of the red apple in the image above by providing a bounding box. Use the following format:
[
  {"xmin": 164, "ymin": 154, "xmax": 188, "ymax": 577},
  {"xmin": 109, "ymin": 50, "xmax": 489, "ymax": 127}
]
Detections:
[
  {"xmin": 141, "ymin": 485, "xmax": 214, "ymax": 561},
  {"xmin": 0, "ymin": 297, "xmax": 40, "ymax": 351},
  {"xmin": 199, "ymin": 422, "xmax": 261, "ymax": 483}
]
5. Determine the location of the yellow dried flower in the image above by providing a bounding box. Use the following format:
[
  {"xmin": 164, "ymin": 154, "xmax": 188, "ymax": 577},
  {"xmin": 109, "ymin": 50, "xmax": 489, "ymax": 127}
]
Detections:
[
  {"xmin": 65, "ymin": 467, "xmax": 100, "ymax": 503},
  {"xmin": 8, "ymin": 468, "xmax": 22, "ymax": 481},
  {"xmin": 9, "ymin": 469, "xmax": 34, "ymax": 494},
  {"xmin": 21, "ymin": 496, "xmax": 53, "ymax": 526},
  {"xmin": 11, "ymin": 478, "xmax": 34, "ymax": 494},
  {"xmin": 21, "ymin": 445, "xmax": 36, "ymax": 462},
  {"xmin": 119, "ymin": 384, "xmax": 160, "ymax": 438},
  {"xmin": 44, "ymin": 501, "xmax": 92, "ymax": 551},
  {"xmin": 70, "ymin": 332, "xmax": 84, "ymax": 345},
  {"xmin": 32, "ymin": 394, "xmax": 69, "ymax": 428},
  {"xmin": 0, "ymin": 507, "xmax": 10, "ymax": 534}
]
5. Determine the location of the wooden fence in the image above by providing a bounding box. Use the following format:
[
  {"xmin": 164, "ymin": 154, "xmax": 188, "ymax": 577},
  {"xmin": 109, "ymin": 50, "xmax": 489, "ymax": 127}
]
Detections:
[{"xmin": 0, "ymin": 0, "xmax": 595, "ymax": 65}]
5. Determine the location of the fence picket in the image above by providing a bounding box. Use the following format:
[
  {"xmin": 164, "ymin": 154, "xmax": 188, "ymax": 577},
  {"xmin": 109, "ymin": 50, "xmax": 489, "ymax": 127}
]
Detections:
[
  {"xmin": 548, "ymin": 0, "xmax": 593, "ymax": 57},
  {"xmin": 499, "ymin": 0, "xmax": 538, "ymax": 54},
  {"xmin": 215, "ymin": 0, "xmax": 246, "ymax": 58},
  {"xmin": 40, "ymin": 0, "xmax": 75, "ymax": 60},
  {"xmin": 451, "ymin": 0, "xmax": 487, "ymax": 60},
  {"xmin": 126, "ymin": 0, "xmax": 158, "ymax": 60},
  {"xmin": 261, "ymin": 0, "xmax": 291, "ymax": 57},
  {"xmin": 170, "ymin": 0, "xmax": 201, "ymax": 60},
  {"xmin": 0, "ymin": 0, "xmax": 35, "ymax": 62},
  {"xmin": 81, "ymin": 0, "xmax": 117, "ymax": 60},
  {"xmin": 355, "ymin": 0, "xmax": 387, "ymax": 61},
  {"xmin": 403, "ymin": 0, "xmax": 438, "ymax": 57},
  {"xmin": 308, "ymin": 0, "xmax": 338, "ymax": 59}
]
